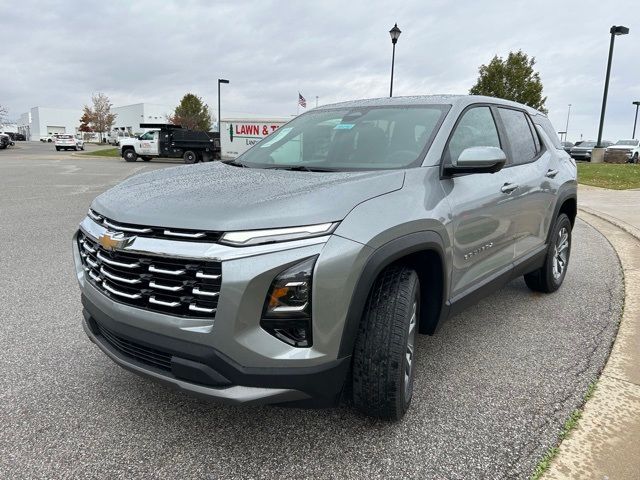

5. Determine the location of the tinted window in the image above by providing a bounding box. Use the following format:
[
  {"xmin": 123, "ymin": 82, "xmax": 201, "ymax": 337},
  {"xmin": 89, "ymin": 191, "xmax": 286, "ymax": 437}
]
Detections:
[
  {"xmin": 535, "ymin": 116, "xmax": 562, "ymax": 149},
  {"xmin": 498, "ymin": 108, "xmax": 537, "ymax": 165},
  {"xmin": 447, "ymin": 107, "xmax": 500, "ymax": 162}
]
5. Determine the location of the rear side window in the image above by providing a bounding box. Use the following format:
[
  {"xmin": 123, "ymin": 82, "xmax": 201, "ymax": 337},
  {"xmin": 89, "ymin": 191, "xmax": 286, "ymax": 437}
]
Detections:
[
  {"xmin": 446, "ymin": 106, "xmax": 501, "ymax": 163},
  {"xmin": 497, "ymin": 108, "xmax": 537, "ymax": 165},
  {"xmin": 535, "ymin": 116, "xmax": 562, "ymax": 149}
]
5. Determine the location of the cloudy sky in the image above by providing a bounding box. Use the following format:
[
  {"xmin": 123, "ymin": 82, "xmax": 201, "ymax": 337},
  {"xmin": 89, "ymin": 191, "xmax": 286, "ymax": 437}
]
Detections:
[{"xmin": 2, "ymin": 0, "xmax": 638, "ymax": 142}]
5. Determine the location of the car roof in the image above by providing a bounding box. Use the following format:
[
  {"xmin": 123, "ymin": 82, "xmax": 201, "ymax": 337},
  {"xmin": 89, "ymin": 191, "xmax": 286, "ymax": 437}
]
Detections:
[{"xmin": 314, "ymin": 94, "xmax": 547, "ymax": 117}]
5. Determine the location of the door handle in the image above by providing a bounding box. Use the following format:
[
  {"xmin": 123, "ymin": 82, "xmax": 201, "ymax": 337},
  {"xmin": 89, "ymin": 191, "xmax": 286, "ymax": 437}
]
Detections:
[
  {"xmin": 501, "ymin": 183, "xmax": 518, "ymax": 194},
  {"xmin": 546, "ymin": 169, "xmax": 559, "ymax": 178}
]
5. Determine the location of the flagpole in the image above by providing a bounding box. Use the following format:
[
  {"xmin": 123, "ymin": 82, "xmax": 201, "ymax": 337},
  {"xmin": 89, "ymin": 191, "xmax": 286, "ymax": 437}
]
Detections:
[{"xmin": 297, "ymin": 92, "xmax": 299, "ymax": 116}]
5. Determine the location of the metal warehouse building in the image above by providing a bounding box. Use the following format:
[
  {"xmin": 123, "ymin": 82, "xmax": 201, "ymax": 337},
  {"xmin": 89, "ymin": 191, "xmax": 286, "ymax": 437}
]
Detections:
[
  {"xmin": 17, "ymin": 103, "xmax": 172, "ymax": 141},
  {"xmin": 111, "ymin": 103, "xmax": 172, "ymax": 134},
  {"xmin": 18, "ymin": 107, "xmax": 82, "ymax": 141}
]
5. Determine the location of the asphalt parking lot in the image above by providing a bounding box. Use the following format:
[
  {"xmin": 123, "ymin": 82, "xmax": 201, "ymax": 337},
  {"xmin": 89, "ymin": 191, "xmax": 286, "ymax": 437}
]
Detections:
[{"xmin": 0, "ymin": 142, "xmax": 623, "ymax": 479}]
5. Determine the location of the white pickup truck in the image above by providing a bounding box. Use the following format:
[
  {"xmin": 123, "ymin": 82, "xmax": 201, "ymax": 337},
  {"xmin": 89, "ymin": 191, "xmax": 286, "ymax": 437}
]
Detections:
[
  {"xmin": 118, "ymin": 123, "xmax": 220, "ymax": 163},
  {"xmin": 606, "ymin": 139, "xmax": 640, "ymax": 163}
]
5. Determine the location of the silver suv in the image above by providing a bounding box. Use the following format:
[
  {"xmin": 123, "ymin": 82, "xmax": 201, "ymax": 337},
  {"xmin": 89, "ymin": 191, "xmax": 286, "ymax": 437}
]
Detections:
[{"xmin": 74, "ymin": 95, "xmax": 577, "ymax": 420}]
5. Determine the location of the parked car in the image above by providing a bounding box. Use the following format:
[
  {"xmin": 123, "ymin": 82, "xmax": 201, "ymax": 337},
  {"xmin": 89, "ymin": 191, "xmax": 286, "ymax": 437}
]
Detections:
[
  {"xmin": 0, "ymin": 133, "xmax": 14, "ymax": 149},
  {"xmin": 569, "ymin": 140, "xmax": 612, "ymax": 161},
  {"xmin": 74, "ymin": 95, "xmax": 577, "ymax": 420},
  {"xmin": 55, "ymin": 134, "xmax": 84, "ymax": 151},
  {"xmin": 561, "ymin": 141, "xmax": 574, "ymax": 154},
  {"xmin": 15, "ymin": 133, "xmax": 26, "ymax": 141},
  {"xmin": 606, "ymin": 139, "xmax": 640, "ymax": 163}
]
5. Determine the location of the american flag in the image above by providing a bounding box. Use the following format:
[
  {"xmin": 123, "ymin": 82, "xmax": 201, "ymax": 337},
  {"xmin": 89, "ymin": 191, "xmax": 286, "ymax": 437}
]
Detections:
[{"xmin": 298, "ymin": 93, "xmax": 306, "ymax": 108}]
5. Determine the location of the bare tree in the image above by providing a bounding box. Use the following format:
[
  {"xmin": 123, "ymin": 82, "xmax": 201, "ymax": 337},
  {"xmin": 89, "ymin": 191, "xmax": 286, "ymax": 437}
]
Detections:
[
  {"xmin": 0, "ymin": 104, "xmax": 7, "ymax": 125},
  {"xmin": 83, "ymin": 93, "xmax": 117, "ymax": 142}
]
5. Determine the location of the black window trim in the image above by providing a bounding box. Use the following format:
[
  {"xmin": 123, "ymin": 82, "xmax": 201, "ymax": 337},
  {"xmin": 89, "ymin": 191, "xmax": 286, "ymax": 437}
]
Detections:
[{"xmin": 439, "ymin": 102, "xmax": 504, "ymax": 178}]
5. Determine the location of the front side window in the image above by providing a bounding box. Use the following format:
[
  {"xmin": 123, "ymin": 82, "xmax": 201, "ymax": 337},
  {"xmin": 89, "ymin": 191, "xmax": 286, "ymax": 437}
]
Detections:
[
  {"xmin": 238, "ymin": 105, "xmax": 449, "ymax": 171},
  {"xmin": 498, "ymin": 108, "xmax": 538, "ymax": 165},
  {"xmin": 139, "ymin": 131, "xmax": 155, "ymax": 140},
  {"xmin": 446, "ymin": 106, "xmax": 501, "ymax": 163}
]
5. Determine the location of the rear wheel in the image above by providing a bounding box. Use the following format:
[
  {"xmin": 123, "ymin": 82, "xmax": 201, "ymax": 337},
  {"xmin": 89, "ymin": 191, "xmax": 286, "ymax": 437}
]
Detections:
[
  {"xmin": 352, "ymin": 265, "xmax": 420, "ymax": 420},
  {"xmin": 524, "ymin": 213, "xmax": 572, "ymax": 293},
  {"xmin": 55, "ymin": 147, "xmax": 60, "ymax": 151},
  {"xmin": 123, "ymin": 149, "xmax": 137, "ymax": 162},
  {"xmin": 183, "ymin": 150, "xmax": 197, "ymax": 164},
  {"xmin": 633, "ymin": 152, "xmax": 639, "ymax": 164}
]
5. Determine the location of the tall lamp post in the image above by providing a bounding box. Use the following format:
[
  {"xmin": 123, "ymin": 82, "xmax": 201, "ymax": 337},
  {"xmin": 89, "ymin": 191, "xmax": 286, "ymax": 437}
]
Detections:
[
  {"xmin": 632, "ymin": 101, "xmax": 640, "ymax": 139},
  {"xmin": 564, "ymin": 104, "xmax": 572, "ymax": 142},
  {"xmin": 389, "ymin": 23, "xmax": 401, "ymax": 97},
  {"xmin": 218, "ymin": 78, "xmax": 229, "ymax": 134},
  {"xmin": 595, "ymin": 25, "xmax": 629, "ymax": 154}
]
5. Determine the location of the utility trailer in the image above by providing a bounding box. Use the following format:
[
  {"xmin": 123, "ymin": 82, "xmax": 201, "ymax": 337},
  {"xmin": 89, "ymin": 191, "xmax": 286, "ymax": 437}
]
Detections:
[{"xmin": 119, "ymin": 123, "xmax": 220, "ymax": 163}]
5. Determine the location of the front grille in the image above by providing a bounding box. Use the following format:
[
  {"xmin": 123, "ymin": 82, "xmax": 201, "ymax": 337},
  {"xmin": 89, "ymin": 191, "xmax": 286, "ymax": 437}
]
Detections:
[
  {"xmin": 96, "ymin": 323, "xmax": 172, "ymax": 371},
  {"xmin": 88, "ymin": 209, "xmax": 223, "ymax": 243},
  {"xmin": 78, "ymin": 231, "xmax": 220, "ymax": 317}
]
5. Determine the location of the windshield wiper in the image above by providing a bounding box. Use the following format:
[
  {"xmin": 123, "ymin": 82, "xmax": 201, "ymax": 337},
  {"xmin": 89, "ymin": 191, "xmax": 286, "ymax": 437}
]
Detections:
[
  {"xmin": 222, "ymin": 159, "xmax": 247, "ymax": 168},
  {"xmin": 274, "ymin": 165, "xmax": 335, "ymax": 172}
]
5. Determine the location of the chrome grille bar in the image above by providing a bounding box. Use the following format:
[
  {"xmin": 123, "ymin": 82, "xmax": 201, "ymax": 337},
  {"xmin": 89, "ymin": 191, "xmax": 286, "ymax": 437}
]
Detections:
[
  {"xmin": 192, "ymin": 287, "xmax": 219, "ymax": 297},
  {"xmin": 103, "ymin": 281, "xmax": 142, "ymax": 299},
  {"xmin": 163, "ymin": 229, "xmax": 206, "ymax": 239},
  {"xmin": 149, "ymin": 296, "xmax": 181, "ymax": 307},
  {"xmin": 149, "ymin": 265, "xmax": 185, "ymax": 275},
  {"xmin": 196, "ymin": 271, "xmax": 221, "ymax": 280},
  {"xmin": 189, "ymin": 304, "xmax": 216, "ymax": 314},
  {"xmin": 97, "ymin": 252, "xmax": 140, "ymax": 269},
  {"xmin": 149, "ymin": 280, "xmax": 183, "ymax": 292},
  {"xmin": 103, "ymin": 218, "xmax": 153, "ymax": 234},
  {"xmin": 101, "ymin": 266, "xmax": 141, "ymax": 284}
]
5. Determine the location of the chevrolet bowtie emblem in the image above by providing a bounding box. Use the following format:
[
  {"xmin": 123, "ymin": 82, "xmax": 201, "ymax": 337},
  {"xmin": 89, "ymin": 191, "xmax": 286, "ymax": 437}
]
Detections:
[{"xmin": 98, "ymin": 231, "xmax": 135, "ymax": 251}]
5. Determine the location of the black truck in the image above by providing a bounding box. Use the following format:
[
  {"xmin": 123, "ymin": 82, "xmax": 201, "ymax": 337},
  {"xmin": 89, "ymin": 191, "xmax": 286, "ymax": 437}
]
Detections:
[{"xmin": 119, "ymin": 124, "xmax": 220, "ymax": 163}]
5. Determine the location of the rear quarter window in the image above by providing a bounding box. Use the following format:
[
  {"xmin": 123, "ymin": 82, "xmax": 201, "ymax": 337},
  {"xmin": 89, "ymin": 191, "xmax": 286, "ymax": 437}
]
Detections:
[
  {"xmin": 534, "ymin": 116, "xmax": 562, "ymax": 150},
  {"xmin": 497, "ymin": 108, "xmax": 537, "ymax": 165}
]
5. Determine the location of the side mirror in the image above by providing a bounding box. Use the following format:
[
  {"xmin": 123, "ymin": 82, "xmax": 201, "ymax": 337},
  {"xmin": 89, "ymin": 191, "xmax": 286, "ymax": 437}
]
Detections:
[{"xmin": 444, "ymin": 146, "xmax": 507, "ymax": 176}]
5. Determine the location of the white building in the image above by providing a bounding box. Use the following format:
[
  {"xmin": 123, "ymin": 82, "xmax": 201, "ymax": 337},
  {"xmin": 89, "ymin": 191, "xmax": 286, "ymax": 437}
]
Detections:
[
  {"xmin": 111, "ymin": 103, "xmax": 172, "ymax": 134},
  {"xmin": 17, "ymin": 107, "xmax": 82, "ymax": 140},
  {"xmin": 17, "ymin": 103, "xmax": 173, "ymax": 140}
]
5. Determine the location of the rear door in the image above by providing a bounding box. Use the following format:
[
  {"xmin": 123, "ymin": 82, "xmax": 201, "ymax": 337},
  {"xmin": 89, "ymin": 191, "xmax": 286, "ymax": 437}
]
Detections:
[
  {"xmin": 495, "ymin": 108, "xmax": 552, "ymax": 259},
  {"xmin": 443, "ymin": 105, "xmax": 518, "ymax": 299}
]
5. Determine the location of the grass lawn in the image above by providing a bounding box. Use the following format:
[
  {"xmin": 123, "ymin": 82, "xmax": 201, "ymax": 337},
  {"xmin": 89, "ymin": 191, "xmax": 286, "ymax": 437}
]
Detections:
[
  {"xmin": 79, "ymin": 147, "xmax": 119, "ymax": 158},
  {"xmin": 577, "ymin": 163, "xmax": 640, "ymax": 190}
]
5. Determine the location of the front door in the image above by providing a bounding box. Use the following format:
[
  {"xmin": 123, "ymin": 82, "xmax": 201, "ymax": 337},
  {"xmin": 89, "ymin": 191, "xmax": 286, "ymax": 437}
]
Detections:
[{"xmin": 442, "ymin": 105, "xmax": 518, "ymax": 299}]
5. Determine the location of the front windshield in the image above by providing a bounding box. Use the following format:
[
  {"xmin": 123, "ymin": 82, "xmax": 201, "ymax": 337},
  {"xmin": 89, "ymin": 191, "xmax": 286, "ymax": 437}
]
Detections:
[
  {"xmin": 615, "ymin": 140, "xmax": 638, "ymax": 146},
  {"xmin": 237, "ymin": 105, "xmax": 449, "ymax": 170},
  {"xmin": 579, "ymin": 141, "xmax": 596, "ymax": 148}
]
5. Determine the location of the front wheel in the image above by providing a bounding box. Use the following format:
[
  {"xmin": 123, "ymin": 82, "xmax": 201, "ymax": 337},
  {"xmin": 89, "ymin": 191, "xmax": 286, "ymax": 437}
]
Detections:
[
  {"xmin": 352, "ymin": 265, "xmax": 420, "ymax": 420},
  {"xmin": 183, "ymin": 150, "xmax": 197, "ymax": 164},
  {"xmin": 55, "ymin": 147, "xmax": 60, "ymax": 151},
  {"xmin": 123, "ymin": 149, "xmax": 137, "ymax": 162},
  {"xmin": 633, "ymin": 152, "xmax": 639, "ymax": 164},
  {"xmin": 524, "ymin": 213, "xmax": 572, "ymax": 293}
]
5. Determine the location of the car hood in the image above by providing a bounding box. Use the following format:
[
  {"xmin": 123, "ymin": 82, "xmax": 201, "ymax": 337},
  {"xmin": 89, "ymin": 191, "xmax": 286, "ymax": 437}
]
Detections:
[{"xmin": 91, "ymin": 162, "xmax": 406, "ymax": 231}]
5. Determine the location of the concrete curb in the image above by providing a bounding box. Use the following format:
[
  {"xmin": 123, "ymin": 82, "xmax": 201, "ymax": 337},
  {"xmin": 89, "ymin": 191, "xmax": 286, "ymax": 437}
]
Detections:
[{"xmin": 543, "ymin": 210, "xmax": 640, "ymax": 479}]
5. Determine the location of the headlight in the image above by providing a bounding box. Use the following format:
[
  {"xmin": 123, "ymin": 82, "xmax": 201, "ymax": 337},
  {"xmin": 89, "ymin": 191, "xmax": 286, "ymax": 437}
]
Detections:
[
  {"xmin": 220, "ymin": 222, "xmax": 337, "ymax": 247},
  {"xmin": 260, "ymin": 256, "xmax": 316, "ymax": 347}
]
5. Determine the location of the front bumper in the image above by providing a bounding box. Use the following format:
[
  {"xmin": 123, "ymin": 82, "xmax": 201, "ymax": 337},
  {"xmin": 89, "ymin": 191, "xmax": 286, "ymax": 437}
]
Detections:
[
  {"xmin": 74, "ymin": 215, "xmax": 371, "ymax": 405},
  {"xmin": 82, "ymin": 294, "xmax": 349, "ymax": 406}
]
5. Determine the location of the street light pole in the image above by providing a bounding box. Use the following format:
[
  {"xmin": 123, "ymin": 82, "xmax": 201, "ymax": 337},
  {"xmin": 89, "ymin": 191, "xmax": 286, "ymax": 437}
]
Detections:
[
  {"xmin": 632, "ymin": 101, "xmax": 640, "ymax": 139},
  {"xmin": 564, "ymin": 104, "xmax": 571, "ymax": 142},
  {"xmin": 389, "ymin": 23, "xmax": 401, "ymax": 97},
  {"xmin": 217, "ymin": 79, "xmax": 229, "ymax": 134},
  {"xmin": 596, "ymin": 25, "xmax": 629, "ymax": 148}
]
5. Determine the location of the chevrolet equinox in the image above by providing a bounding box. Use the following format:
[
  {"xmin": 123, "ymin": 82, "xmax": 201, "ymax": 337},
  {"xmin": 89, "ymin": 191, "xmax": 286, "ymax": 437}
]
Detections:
[{"xmin": 74, "ymin": 95, "xmax": 577, "ymax": 420}]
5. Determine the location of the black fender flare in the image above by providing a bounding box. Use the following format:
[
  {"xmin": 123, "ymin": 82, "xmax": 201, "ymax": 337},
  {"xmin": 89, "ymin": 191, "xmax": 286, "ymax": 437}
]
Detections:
[
  {"xmin": 547, "ymin": 184, "xmax": 577, "ymax": 244},
  {"xmin": 337, "ymin": 230, "xmax": 447, "ymax": 358}
]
